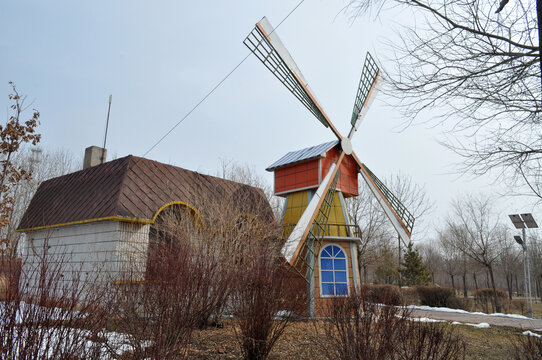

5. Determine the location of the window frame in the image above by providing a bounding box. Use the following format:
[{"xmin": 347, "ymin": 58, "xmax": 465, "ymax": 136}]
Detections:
[{"xmin": 318, "ymin": 244, "xmax": 350, "ymax": 297}]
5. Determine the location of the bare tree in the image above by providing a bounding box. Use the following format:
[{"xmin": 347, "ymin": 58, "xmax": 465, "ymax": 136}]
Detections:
[
  {"xmin": 347, "ymin": 183, "xmax": 394, "ymax": 283},
  {"xmin": 498, "ymin": 233, "xmax": 522, "ymax": 299},
  {"xmin": 418, "ymin": 242, "xmax": 442, "ymax": 285},
  {"xmin": 347, "ymin": 172, "xmax": 433, "ymax": 283},
  {"xmin": 438, "ymin": 230, "xmax": 462, "ymax": 294},
  {"xmin": 441, "ymin": 194, "xmax": 507, "ymax": 312},
  {"xmin": 217, "ymin": 158, "xmax": 284, "ymax": 220},
  {"xmin": 0, "ymin": 83, "xmax": 41, "ymax": 255},
  {"xmin": 346, "ymin": 0, "xmax": 541, "ymax": 199},
  {"xmin": 2, "ymin": 148, "xmax": 77, "ymax": 254}
]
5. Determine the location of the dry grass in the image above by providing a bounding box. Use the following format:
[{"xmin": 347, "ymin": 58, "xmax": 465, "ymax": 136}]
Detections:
[{"xmin": 160, "ymin": 320, "xmax": 532, "ymax": 360}]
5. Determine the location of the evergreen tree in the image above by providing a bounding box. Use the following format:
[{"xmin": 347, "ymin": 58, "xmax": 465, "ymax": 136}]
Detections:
[
  {"xmin": 374, "ymin": 245, "xmax": 399, "ymax": 284},
  {"xmin": 400, "ymin": 242, "xmax": 432, "ymax": 286}
]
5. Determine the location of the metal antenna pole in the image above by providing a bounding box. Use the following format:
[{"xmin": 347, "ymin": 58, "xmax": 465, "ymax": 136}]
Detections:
[{"xmin": 102, "ymin": 95, "xmax": 112, "ymax": 164}]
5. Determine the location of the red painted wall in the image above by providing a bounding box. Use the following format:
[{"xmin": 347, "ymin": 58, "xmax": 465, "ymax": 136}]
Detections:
[
  {"xmin": 273, "ymin": 146, "xmax": 359, "ymax": 197},
  {"xmin": 321, "ymin": 147, "xmax": 359, "ymax": 198},
  {"xmin": 274, "ymin": 159, "xmax": 319, "ymax": 195}
]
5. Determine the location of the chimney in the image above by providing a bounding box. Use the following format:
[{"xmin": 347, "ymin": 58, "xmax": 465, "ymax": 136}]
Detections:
[{"xmin": 83, "ymin": 146, "xmax": 107, "ymax": 170}]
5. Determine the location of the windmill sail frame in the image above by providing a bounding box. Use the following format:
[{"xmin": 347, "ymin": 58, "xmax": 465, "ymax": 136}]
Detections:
[{"xmin": 244, "ymin": 17, "xmax": 333, "ymax": 130}]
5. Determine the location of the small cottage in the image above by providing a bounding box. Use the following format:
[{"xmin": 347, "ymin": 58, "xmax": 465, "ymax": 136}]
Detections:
[{"xmin": 17, "ymin": 148, "xmax": 273, "ymax": 290}]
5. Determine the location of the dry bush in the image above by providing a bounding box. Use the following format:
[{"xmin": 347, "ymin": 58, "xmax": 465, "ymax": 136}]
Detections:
[
  {"xmin": 510, "ymin": 299, "xmax": 525, "ymax": 316},
  {"xmin": 416, "ymin": 286, "xmax": 455, "ymax": 308},
  {"xmin": 401, "ymin": 286, "xmax": 420, "ymax": 305},
  {"xmin": 111, "ymin": 209, "xmax": 227, "ymax": 359},
  {"xmin": 0, "ymin": 240, "xmax": 108, "ymax": 360},
  {"xmin": 445, "ymin": 296, "xmax": 473, "ymax": 311},
  {"xmin": 474, "ymin": 288, "xmax": 509, "ymax": 313},
  {"xmin": 318, "ymin": 294, "xmax": 466, "ymax": 360},
  {"xmin": 361, "ymin": 284, "xmax": 403, "ymax": 306},
  {"xmin": 232, "ymin": 236, "xmax": 304, "ymax": 360},
  {"xmin": 0, "ymin": 256, "xmax": 20, "ymax": 300},
  {"xmin": 110, "ymin": 187, "xmax": 282, "ymax": 359},
  {"xmin": 511, "ymin": 334, "xmax": 542, "ymax": 360}
]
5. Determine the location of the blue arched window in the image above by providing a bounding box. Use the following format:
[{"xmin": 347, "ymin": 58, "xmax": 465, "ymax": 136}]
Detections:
[{"xmin": 319, "ymin": 244, "xmax": 348, "ymax": 296}]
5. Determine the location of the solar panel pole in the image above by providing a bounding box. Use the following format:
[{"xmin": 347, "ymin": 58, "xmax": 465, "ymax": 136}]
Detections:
[
  {"xmin": 523, "ymin": 226, "xmax": 534, "ymax": 318},
  {"xmin": 509, "ymin": 213, "xmax": 538, "ymax": 318}
]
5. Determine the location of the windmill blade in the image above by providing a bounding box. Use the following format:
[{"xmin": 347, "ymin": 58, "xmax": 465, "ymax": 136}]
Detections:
[
  {"xmin": 348, "ymin": 52, "xmax": 381, "ymax": 140},
  {"xmin": 289, "ymin": 168, "xmax": 340, "ymax": 280},
  {"xmin": 359, "ymin": 164, "xmax": 414, "ymax": 246},
  {"xmin": 282, "ymin": 152, "xmax": 346, "ymax": 265},
  {"xmin": 244, "ymin": 16, "xmax": 343, "ymax": 140}
]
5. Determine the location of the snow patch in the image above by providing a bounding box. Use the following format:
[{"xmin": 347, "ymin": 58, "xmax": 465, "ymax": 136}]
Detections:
[
  {"xmin": 406, "ymin": 305, "xmax": 531, "ymax": 319},
  {"xmin": 408, "ymin": 317, "xmax": 445, "ymax": 323},
  {"xmin": 451, "ymin": 321, "xmax": 490, "ymax": 328},
  {"xmin": 523, "ymin": 331, "xmax": 542, "ymax": 338}
]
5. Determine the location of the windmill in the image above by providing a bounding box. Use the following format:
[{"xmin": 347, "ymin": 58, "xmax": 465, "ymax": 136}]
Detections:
[{"xmin": 244, "ymin": 17, "xmax": 414, "ymax": 315}]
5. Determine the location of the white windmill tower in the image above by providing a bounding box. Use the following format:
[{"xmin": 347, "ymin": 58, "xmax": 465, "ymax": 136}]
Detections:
[{"xmin": 244, "ymin": 17, "xmax": 414, "ymax": 316}]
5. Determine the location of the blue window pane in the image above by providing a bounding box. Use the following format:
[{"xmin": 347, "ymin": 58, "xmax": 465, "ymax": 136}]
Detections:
[
  {"xmin": 320, "ymin": 245, "xmax": 349, "ymax": 297},
  {"xmin": 322, "ymin": 283, "xmax": 334, "ymax": 295},
  {"xmin": 335, "ymin": 284, "xmax": 348, "ymax": 295},
  {"xmin": 334, "ymin": 259, "xmax": 346, "ymax": 270},
  {"xmin": 335, "ymin": 271, "xmax": 347, "ymax": 283},
  {"xmin": 322, "ymin": 247, "xmax": 332, "ymax": 257},
  {"xmin": 321, "ymin": 258, "xmax": 333, "ymax": 270},
  {"xmin": 321, "ymin": 271, "xmax": 334, "ymax": 282}
]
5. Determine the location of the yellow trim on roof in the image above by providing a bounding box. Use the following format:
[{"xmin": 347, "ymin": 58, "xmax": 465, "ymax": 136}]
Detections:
[{"xmin": 17, "ymin": 201, "xmax": 205, "ymax": 233}]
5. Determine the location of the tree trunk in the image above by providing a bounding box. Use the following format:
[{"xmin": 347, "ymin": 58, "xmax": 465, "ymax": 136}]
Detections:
[
  {"xmin": 537, "ymin": 0, "xmax": 542, "ymax": 98},
  {"xmin": 473, "ymin": 272, "xmax": 478, "ymax": 291},
  {"xmin": 450, "ymin": 274, "xmax": 456, "ymax": 295},
  {"xmin": 486, "ymin": 271, "xmax": 490, "ymax": 288},
  {"xmin": 487, "ymin": 265, "xmax": 501, "ymax": 313},
  {"xmin": 506, "ymin": 273, "xmax": 513, "ymax": 300},
  {"xmin": 462, "ymin": 274, "xmax": 467, "ymax": 298},
  {"xmin": 515, "ymin": 274, "xmax": 519, "ymax": 297}
]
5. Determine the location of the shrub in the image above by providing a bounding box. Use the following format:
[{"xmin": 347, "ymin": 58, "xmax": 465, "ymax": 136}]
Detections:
[
  {"xmin": 401, "ymin": 286, "xmax": 420, "ymax": 305},
  {"xmin": 111, "ymin": 230, "xmax": 218, "ymax": 359},
  {"xmin": 416, "ymin": 286, "xmax": 455, "ymax": 307},
  {"xmin": 510, "ymin": 299, "xmax": 525, "ymax": 316},
  {"xmin": 446, "ymin": 296, "xmax": 473, "ymax": 311},
  {"xmin": 318, "ymin": 294, "xmax": 466, "ymax": 360},
  {"xmin": 511, "ymin": 333, "xmax": 542, "ymax": 360},
  {"xmin": 0, "ymin": 256, "xmax": 20, "ymax": 300},
  {"xmin": 474, "ymin": 288, "xmax": 509, "ymax": 313},
  {"xmin": 232, "ymin": 238, "xmax": 303, "ymax": 360},
  {"xmin": 361, "ymin": 284, "xmax": 403, "ymax": 306},
  {"xmin": 1, "ymin": 242, "xmax": 107, "ymax": 360}
]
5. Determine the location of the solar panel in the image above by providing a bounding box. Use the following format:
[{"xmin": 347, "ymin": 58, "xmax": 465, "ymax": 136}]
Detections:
[
  {"xmin": 509, "ymin": 214, "xmax": 525, "ymax": 229},
  {"xmin": 266, "ymin": 140, "xmax": 339, "ymax": 171},
  {"xmin": 520, "ymin": 213, "xmax": 538, "ymax": 228}
]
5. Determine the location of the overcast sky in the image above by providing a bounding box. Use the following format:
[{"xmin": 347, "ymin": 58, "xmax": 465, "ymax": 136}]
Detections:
[{"xmin": 1, "ymin": 0, "xmax": 539, "ymax": 241}]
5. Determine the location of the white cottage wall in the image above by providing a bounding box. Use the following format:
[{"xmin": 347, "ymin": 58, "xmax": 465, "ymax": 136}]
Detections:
[{"xmin": 20, "ymin": 221, "xmax": 150, "ymax": 294}]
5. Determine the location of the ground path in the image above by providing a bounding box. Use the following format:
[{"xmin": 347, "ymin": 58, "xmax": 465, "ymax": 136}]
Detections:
[{"xmin": 409, "ymin": 308, "xmax": 542, "ymax": 330}]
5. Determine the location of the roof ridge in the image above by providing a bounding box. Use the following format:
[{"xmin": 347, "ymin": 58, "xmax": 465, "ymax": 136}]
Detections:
[
  {"xmin": 111, "ymin": 155, "xmax": 136, "ymax": 217},
  {"xmin": 266, "ymin": 140, "xmax": 339, "ymax": 171}
]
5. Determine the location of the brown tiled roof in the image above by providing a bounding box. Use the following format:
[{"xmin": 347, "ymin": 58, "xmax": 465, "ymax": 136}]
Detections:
[{"xmin": 18, "ymin": 155, "xmax": 273, "ymax": 231}]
